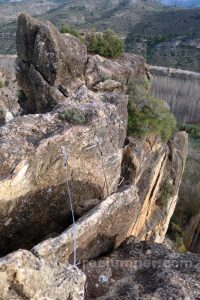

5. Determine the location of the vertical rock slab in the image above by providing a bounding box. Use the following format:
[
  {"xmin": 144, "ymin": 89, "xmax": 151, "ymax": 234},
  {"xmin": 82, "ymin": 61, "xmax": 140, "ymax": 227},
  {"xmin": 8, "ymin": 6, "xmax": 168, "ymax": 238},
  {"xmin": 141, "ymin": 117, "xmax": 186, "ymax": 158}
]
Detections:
[
  {"xmin": 149, "ymin": 132, "xmax": 188, "ymax": 242},
  {"xmin": 16, "ymin": 14, "xmax": 87, "ymax": 113},
  {"xmin": 121, "ymin": 132, "xmax": 188, "ymax": 242}
]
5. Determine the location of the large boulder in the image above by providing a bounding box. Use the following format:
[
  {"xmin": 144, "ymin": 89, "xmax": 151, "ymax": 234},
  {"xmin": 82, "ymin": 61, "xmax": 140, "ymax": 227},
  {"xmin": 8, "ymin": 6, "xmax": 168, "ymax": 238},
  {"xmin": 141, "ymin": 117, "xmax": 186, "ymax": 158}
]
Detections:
[
  {"xmin": 83, "ymin": 237, "xmax": 200, "ymax": 299},
  {"xmin": 16, "ymin": 13, "xmax": 87, "ymax": 113},
  {"xmin": 0, "ymin": 249, "xmax": 86, "ymax": 300}
]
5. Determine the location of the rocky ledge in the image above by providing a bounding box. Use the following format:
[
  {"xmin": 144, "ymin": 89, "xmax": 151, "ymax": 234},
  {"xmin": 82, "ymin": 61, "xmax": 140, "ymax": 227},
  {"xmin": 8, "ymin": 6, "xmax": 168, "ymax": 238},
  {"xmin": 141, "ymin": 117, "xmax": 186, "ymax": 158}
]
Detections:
[{"xmin": 0, "ymin": 13, "xmax": 196, "ymax": 300}]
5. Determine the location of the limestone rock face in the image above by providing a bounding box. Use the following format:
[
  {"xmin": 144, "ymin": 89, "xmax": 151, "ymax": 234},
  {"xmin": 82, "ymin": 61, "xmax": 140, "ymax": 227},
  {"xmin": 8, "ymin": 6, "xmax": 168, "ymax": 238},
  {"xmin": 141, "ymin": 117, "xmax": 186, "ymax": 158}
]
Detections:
[
  {"xmin": 84, "ymin": 237, "xmax": 200, "ymax": 299},
  {"xmin": 0, "ymin": 249, "xmax": 86, "ymax": 300},
  {"xmin": 16, "ymin": 13, "xmax": 87, "ymax": 114}
]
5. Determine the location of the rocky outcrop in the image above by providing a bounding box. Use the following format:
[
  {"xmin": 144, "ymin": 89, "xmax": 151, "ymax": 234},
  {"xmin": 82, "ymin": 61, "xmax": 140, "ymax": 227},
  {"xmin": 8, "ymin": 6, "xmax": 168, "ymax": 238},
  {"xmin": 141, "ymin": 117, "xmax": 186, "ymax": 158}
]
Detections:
[
  {"xmin": 83, "ymin": 237, "xmax": 200, "ymax": 299},
  {"xmin": 0, "ymin": 14, "xmax": 188, "ymax": 259},
  {"xmin": 32, "ymin": 133, "xmax": 188, "ymax": 266},
  {"xmin": 0, "ymin": 14, "xmax": 150, "ymax": 256},
  {"xmin": 16, "ymin": 14, "xmax": 148, "ymax": 115},
  {"xmin": 16, "ymin": 14, "xmax": 87, "ymax": 114},
  {"xmin": 0, "ymin": 13, "xmax": 190, "ymax": 299},
  {"xmin": 85, "ymin": 53, "xmax": 148, "ymax": 89},
  {"xmin": 0, "ymin": 249, "xmax": 85, "ymax": 300}
]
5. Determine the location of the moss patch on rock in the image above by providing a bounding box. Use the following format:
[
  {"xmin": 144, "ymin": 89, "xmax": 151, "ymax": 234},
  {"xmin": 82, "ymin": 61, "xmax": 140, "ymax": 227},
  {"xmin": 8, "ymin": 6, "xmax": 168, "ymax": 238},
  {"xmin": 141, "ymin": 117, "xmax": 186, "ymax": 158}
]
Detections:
[{"xmin": 59, "ymin": 108, "xmax": 90, "ymax": 124}]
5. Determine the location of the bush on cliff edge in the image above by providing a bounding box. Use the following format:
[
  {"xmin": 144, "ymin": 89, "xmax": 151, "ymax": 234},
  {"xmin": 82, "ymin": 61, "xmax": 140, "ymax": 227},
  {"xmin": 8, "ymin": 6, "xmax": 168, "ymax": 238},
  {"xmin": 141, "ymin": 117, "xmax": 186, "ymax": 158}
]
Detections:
[
  {"xmin": 60, "ymin": 26, "xmax": 124, "ymax": 59},
  {"xmin": 60, "ymin": 25, "xmax": 82, "ymax": 40},
  {"xmin": 127, "ymin": 77, "xmax": 177, "ymax": 142},
  {"xmin": 87, "ymin": 30, "xmax": 124, "ymax": 58}
]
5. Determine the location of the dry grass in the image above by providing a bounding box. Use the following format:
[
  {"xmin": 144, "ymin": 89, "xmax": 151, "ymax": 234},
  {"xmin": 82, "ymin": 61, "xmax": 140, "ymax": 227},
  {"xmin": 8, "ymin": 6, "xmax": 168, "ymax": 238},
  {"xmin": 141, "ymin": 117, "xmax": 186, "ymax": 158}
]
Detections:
[
  {"xmin": 151, "ymin": 76, "xmax": 200, "ymax": 124},
  {"xmin": 0, "ymin": 55, "xmax": 16, "ymax": 75}
]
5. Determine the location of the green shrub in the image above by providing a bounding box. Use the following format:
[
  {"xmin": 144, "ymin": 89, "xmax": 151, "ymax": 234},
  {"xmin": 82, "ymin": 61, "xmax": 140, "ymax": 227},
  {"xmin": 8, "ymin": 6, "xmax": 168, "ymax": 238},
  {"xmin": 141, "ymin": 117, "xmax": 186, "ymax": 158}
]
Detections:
[
  {"xmin": 127, "ymin": 77, "xmax": 177, "ymax": 142},
  {"xmin": 60, "ymin": 26, "xmax": 124, "ymax": 58},
  {"xmin": 59, "ymin": 108, "xmax": 87, "ymax": 124},
  {"xmin": 87, "ymin": 30, "xmax": 124, "ymax": 58},
  {"xmin": 60, "ymin": 25, "xmax": 82, "ymax": 40}
]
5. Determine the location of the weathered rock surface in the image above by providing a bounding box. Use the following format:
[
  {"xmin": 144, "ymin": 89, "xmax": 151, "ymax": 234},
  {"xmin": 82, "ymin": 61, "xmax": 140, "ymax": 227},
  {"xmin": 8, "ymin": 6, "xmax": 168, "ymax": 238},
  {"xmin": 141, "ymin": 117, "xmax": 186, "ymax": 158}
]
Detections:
[
  {"xmin": 0, "ymin": 57, "xmax": 20, "ymax": 125},
  {"xmin": 83, "ymin": 237, "xmax": 200, "ymax": 299},
  {"xmin": 33, "ymin": 185, "xmax": 140, "ymax": 264},
  {"xmin": 150, "ymin": 132, "xmax": 188, "ymax": 242},
  {"xmin": 121, "ymin": 132, "xmax": 188, "ymax": 243},
  {"xmin": 0, "ymin": 249, "xmax": 86, "ymax": 300},
  {"xmin": 0, "ymin": 96, "xmax": 127, "ymax": 255},
  {"xmin": 16, "ymin": 12, "xmax": 148, "ymax": 115},
  {"xmin": 85, "ymin": 53, "xmax": 148, "ymax": 89},
  {"xmin": 16, "ymin": 13, "xmax": 87, "ymax": 114},
  {"xmin": 31, "ymin": 133, "xmax": 187, "ymax": 267}
]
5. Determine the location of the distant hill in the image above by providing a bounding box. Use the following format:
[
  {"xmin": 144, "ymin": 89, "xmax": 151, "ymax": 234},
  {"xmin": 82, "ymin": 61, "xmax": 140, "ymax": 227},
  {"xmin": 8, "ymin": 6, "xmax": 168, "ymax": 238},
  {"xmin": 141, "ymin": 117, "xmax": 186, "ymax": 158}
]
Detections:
[
  {"xmin": 160, "ymin": 0, "xmax": 200, "ymax": 8},
  {"xmin": 126, "ymin": 6, "xmax": 200, "ymax": 71},
  {"xmin": 1, "ymin": 0, "xmax": 200, "ymax": 71}
]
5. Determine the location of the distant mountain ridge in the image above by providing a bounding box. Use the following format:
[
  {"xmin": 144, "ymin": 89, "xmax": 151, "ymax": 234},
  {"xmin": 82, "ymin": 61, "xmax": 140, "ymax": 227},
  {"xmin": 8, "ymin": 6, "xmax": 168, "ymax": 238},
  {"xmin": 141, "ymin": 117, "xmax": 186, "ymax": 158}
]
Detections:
[
  {"xmin": 0, "ymin": 0, "xmax": 200, "ymax": 71},
  {"xmin": 0, "ymin": 0, "xmax": 199, "ymax": 8},
  {"xmin": 160, "ymin": 0, "xmax": 200, "ymax": 7}
]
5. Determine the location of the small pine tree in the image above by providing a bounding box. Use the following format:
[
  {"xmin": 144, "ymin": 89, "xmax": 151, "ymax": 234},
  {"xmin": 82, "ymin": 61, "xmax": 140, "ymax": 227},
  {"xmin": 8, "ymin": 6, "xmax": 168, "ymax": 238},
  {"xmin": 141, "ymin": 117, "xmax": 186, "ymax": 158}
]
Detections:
[{"xmin": 88, "ymin": 30, "xmax": 124, "ymax": 58}]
